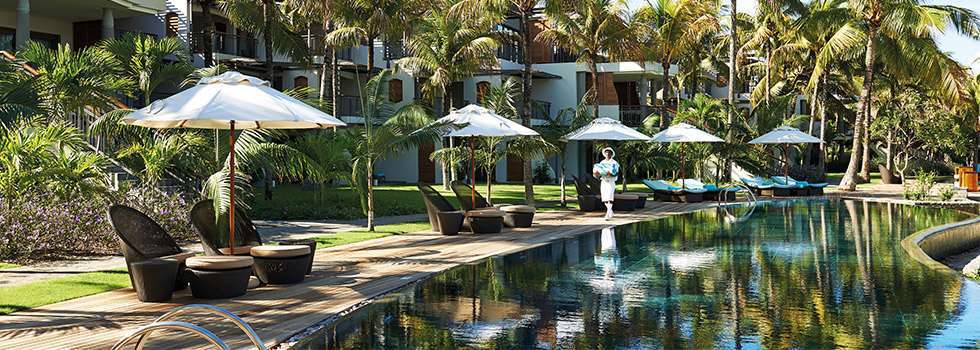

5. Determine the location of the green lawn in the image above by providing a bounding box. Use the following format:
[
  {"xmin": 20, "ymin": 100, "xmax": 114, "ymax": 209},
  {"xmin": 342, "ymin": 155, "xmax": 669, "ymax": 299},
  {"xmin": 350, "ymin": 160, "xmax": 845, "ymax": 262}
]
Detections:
[
  {"xmin": 308, "ymin": 221, "xmax": 432, "ymax": 249},
  {"xmin": 248, "ymin": 182, "xmax": 594, "ymax": 220},
  {"xmin": 0, "ymin": 268, "xmax": 131, "ymax": 315},
  {"xmin": 0, "ymin": 263, "xmax": 19, "ymax": 269},
  {"xmin": 825, "ymin": 172, "xmax": 881, "ymax": 190}
]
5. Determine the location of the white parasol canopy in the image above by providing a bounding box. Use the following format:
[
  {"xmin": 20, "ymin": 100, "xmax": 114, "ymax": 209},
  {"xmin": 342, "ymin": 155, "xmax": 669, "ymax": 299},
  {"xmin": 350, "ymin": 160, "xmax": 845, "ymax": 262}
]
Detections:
[
  {"xmin": 122, "ymin": 71, "xmax": 345, "ymax": 253},
  {"xmin": 122, "ymin": 71, "xmax": 346, "ymax": 129},
  {"xmin": 436, "ymin": 104, "xmax": 538, "ymax": 137},
  {"xmin": 649, "ymin": 122, "xmax": 724, "ymax": 143},
  {"xmin": 561, "ymin": 117, "xmax": 651, "ymax": 141},
  {"xmin": 747, "ymin": 126, "xmax": 824, "ymax": 179},
  {"xmin": 649, "ymin": 123, "xmax": 724, "ymax": 188},
  {"xmin": 748, "ymin": 126, "xmax": 824, "ymax": 145},
  {"xmin": 426, "ymin": 104, "xmax": 538, "ymax": 208}
]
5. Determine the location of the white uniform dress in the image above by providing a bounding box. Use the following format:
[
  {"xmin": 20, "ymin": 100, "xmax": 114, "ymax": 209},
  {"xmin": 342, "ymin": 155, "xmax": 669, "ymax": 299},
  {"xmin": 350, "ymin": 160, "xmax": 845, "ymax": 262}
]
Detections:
[{"xmin": 593, "ymin": 158, "xmax": 619, "ymax": 202}]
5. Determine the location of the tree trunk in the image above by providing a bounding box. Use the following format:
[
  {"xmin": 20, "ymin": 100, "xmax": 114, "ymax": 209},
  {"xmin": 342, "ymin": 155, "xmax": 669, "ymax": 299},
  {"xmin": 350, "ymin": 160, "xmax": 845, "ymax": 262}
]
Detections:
[
  {"xmin": 366, "ymin": 37, "xmax": 375, "ymax": 78},
  {"xmin": 560, "ymin": 154, "xmax": 567, "ymax": 207},
  {"xmin": 725, "ymin": 0, "xmax": 737, "ymax": 182},
  {"xmin": 521, "ymin": 10, "xmax": 534, "ymax": 206},
  {"xmin": 367, "ymin": 159, "xmax": 375, "ymax": 231},
  {"xmin": 765, "ymin": 42, "xmax": 770, "ymax": 104},
  {"xmin": 589, "ymin": 59, "xmax": 599, "ymax": 119},
  {"xmin": 838, "ymin": 25, "xmax": 877, "ymax": 191},
  {"xmin": 331, "ymin": 35, "xmax": 339, "ymax": 116},
  {"xmin": 200, "ymin": 0, "xmax": 215, "ymax": 67},
  {"xmin": 819, "ymin": 72, "xmax": 828, "ymax": 171},
  {"xmin": 885, "ymin": 128, "xmax": 893, "ymax": 170},
  {"xmin": 660, "ymin": 59, "xmax": 671, "ymax": 130},
  {"xmin": 263, "ymin": 0, "xmax": 274, "ymax": 82},
  {"xmin": 859, "ymin": 103, "xmax": 872, "ymax": 182},
  {"xmin": 806, "ymin": 115, "xmax": 815, "ymax": 166}
]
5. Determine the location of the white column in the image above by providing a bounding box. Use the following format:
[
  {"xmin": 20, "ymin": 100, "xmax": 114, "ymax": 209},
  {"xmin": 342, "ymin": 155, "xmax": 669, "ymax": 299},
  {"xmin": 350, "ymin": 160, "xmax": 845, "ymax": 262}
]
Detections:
[
  {"xmin": 15, "ymin": 0, "xmax": 29, "ymax": 49},
  {"xmin": 638, "ymin": 78, "xmax": 649, "ymax": 106},
  {"xmin": 102, "ymin": 8, "xmax": 115, "ymax": 40}
]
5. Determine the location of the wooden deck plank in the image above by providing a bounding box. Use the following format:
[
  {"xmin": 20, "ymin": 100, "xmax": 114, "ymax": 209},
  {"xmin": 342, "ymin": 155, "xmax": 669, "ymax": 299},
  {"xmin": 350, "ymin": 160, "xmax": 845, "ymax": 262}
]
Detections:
[{"xmin": 0, "ymin": 200, "xmax": 734, "ymax": 349}]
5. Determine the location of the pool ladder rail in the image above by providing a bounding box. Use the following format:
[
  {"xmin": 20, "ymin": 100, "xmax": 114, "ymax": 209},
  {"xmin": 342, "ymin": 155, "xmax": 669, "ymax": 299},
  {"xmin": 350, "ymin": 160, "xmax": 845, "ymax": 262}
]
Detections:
[
  {"xmin": 719, "ymin": 184, "xmax": 757, "ymax": 223},
  {"xmin": 111, "ymin": 304, "xmax": 265, "ymax": 350}
]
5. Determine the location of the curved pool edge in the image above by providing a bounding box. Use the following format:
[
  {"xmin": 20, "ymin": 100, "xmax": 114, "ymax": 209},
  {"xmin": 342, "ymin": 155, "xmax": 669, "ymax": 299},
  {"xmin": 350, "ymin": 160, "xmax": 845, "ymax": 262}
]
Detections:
[{"xmin": 901, "ymin": 214, "xmax": 980, "ymax": 277}]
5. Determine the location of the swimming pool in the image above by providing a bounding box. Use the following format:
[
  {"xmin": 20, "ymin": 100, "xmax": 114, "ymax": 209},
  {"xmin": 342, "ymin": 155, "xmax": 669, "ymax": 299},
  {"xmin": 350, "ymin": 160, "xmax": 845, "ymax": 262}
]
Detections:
[{"xmin": 292, "ymin": 200, "xmax": 980, "ymax": 349}]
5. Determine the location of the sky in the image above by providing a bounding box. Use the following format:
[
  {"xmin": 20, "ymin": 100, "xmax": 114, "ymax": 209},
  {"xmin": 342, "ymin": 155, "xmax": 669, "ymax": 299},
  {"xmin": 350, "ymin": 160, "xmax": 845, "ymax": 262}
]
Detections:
[{"xmin": 626, "ymin": 0, "xmax": 980, "ymax": 73}]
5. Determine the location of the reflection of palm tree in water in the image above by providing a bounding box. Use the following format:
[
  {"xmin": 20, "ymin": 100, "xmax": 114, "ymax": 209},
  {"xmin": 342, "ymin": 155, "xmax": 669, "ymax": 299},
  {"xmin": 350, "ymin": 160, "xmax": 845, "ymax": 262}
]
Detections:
[{"xmin": 846, "ymin": 200, "xmax": 879, "ymax": 347}]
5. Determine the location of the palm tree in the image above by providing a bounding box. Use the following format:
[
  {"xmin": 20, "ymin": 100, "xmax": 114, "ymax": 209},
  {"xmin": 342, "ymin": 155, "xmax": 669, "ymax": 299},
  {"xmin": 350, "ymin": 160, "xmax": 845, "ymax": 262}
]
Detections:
[
  {"xmin": 117, "ymin": 133, "xmax": 206, "ymax": 185},
  {"xmin": 539, "ymin": 94, "xmax": 592, "ymax": 206},
  {"xmin": 398, "ymin": 0, "xmax": 504, "ymax": 117},
  {"xmin": 198, "ymin": 0, "xmax": 218, "ymax": 67},
  {"xmin": 0, "ymin": 57, "xmax": 42, "ymax": 123},
  {"xmin": 327, "ymin": 0, "xmax": 418, "ymax": 81},
  {"xmin": 538, "ymin": 0, "xmax": 643, "ymax": 119},
  {"xmin": 101, "ymin": 32, "xmax": 192, "ymax": 106},
  {"xmin": 223, "ymin": 0, "xmax": 313, "ymax": 81},
  {"xmin": 634, "ymin": 0, "xmax": 719, "ymax": 129},
  {"xmin": 347, "ymin": 69, "xmax": 445, "ymax": 231},
  {"xmin": 825, "ymin": 0, "xmax": 980, "ymax": 191},
  {"xmin": 17, "ymin": 42, "xmax": 132, "ymax": 121}
]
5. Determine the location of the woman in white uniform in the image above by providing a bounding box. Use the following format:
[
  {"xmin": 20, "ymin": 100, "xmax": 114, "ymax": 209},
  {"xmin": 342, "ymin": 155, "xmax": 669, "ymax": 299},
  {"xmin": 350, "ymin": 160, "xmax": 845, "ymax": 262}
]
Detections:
[{"xmin": 592, "ymin": 147, "xmax": 619, "ymax": 220}]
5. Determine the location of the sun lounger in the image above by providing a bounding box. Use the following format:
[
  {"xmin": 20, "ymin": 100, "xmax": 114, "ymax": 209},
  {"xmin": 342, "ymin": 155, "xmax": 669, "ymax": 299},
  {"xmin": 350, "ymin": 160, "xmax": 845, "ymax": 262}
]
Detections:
[
  {"xmin": 681, "ymin": 179, "xmax": 736, "ymax": 201},
  {"xmin": 578, "ymin": 175, "xmax": 639, "ymax": 210},
  {"xmin": 572, "ymin": 175, "xmax": 602, "ymax": 211},
  {"xmin": 772, "ymin": 176, "xmax": 828, "ymax": 196},
  {"xmin": 740, "ymin": 177, "xmax": 793, "ymax": 196},
  {"xmin": 451, "ymin": 181, "xmax": 532, "ymax": 230},
  {"xmin": 642, "ymin": 179, "xmax": 705, "ymax": 203}
]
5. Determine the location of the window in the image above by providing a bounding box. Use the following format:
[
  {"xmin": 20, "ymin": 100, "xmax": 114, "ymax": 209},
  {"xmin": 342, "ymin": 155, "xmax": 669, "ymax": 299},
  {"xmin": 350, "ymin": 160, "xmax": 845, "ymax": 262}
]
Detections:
[
  {"xmin": 0, "ymin": 27, "xmax": 59, "ymax": 51},
  {"xmin": 389, "ymin": 79, "xmax": 403, "ymax": 103},
  {"xmin": 165, "ymin": 12, "xmax": 179, "ymax": 37}
]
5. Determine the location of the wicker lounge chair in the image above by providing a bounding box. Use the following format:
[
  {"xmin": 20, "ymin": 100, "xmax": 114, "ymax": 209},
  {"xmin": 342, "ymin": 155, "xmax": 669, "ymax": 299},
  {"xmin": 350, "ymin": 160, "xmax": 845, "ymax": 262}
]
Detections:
[
  {"xmin": 584, "ymin": 175, "xmax": 640, "ymax": 209},
  {"xmin": 642, "ymin": 180, "xmax": 706, "ymax": 203},
  {"xmin": 190, "ymin": 200, "xmax": 311, "ymax": 284},
  {"xmin": 740, "ymin": 177, "xmax": 793, "ymax": 196},
  {"xmin": 107, "ymin": 205, "xmax": 195, "ymax": 294},
  {"xmin": 681, "ymin": 179, "xmax": 736, "ymax": 201},
  {"xmin": 571, "ymin": 175, "xmax": 601, "ymax": 211},
  {"xmin": 772, "ymin": 176, "xmax": 827, "ymax": 196},
  {"xmin": 417, "ymin": 182, "xmax": 466, "ymax": 235},
  {"xmin": 451, "ymin": 181, "xmax": 535, "ymax": 228}
]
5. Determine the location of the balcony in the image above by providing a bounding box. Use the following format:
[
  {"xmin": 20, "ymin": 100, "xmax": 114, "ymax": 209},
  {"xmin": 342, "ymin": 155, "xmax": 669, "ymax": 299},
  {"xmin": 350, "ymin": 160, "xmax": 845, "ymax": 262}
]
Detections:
[
  {"xmin": 338, "ymin": 95, "xmax": 361, "ymax": 118},
  {"xmin": 191, "ymin": 31, "xmax": 257, "ymax": 58},
  {"xmin": 551, "ymin": 47, "xmax": 576, "ymax": 63},
  {"xmin": 383, "ymin": 40, "xmax": 406, "ymax": 60},
  {"xmin": 618, "ymin": 105, "xmax": 664, "ymax": 128},
  {"xmin": 531, "ymin": 100, "xmax": 551, "ymax": 120}
]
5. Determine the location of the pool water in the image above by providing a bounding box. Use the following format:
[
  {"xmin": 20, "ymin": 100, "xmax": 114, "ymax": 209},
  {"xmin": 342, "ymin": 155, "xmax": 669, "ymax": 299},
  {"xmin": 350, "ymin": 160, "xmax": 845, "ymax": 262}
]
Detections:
[{"xmin": 293, "ymin": 200, "xmax": 980, "ymax": 349}]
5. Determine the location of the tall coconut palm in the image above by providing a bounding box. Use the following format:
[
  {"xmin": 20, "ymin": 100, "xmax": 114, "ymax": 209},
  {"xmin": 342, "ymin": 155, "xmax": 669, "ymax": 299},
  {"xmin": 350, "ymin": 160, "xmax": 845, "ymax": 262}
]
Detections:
[
  {"xmin": 538, "ymin": 0, "xmax": 643, "ymax": 119},
  {"xmin": 825, "ymin": 0, "xmax": 980, "ymax": 191},
  {"xmin": 327, "ymin": 0, "xmax": 418, "ymax": 81},
  {"xmin": 198, "ymin": 0, "xmax": 217, "ymax": 67},
  {"xmin": 634, "ymin": 0, "xmax": 719, "ymax": 129},
  {"xmin": 101, "ymin": 32, "xmax": 192, "ymax": 106},
  {"xmin": 397, "ymin": 0, "xmax": 504, "ymax": 117}
]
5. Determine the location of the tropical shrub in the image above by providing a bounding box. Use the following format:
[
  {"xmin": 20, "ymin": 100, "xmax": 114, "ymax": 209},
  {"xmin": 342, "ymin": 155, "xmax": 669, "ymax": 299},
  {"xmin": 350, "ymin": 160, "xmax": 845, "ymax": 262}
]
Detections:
[
  {"xmin": 533, "ymin": 161, "xmax": 554, "ymax": 184},
  {"xmin": 937, "ymin": 185, "xmax": 955, "ymax": 202},
  {"xmin": 0, "ymin": 185, "xmax": 193, "ymax": 263},
  {"xmin": 903, "ymin": 170, "xmax": 936, "ymax": 201}
]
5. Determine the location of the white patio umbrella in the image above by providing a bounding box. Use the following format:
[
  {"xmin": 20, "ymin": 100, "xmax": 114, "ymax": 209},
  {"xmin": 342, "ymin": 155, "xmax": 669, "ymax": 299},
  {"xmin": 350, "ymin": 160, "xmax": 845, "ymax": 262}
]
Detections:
[
  {"xmin": 431, "ymin": 104, "xmax": 538, "ymax": 208},
  {"xmin": 748, "ymin": 125, "xmax": 824, "ymax": 179},
  {"xmin": 649, "ymin": 122, "xmax": 724, "ymax": 188},
  {"xmin": 561, "ymin": 117, "xmax": 650, "ymax": 190},
  {"xmin": 122, "ymin": 71, "xmax": 345, "ymax": 253}
]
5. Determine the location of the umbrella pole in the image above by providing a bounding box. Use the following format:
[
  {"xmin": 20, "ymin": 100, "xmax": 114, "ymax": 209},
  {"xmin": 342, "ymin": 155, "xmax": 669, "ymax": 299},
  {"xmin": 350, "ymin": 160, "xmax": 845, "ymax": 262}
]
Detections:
[
  {"xmin": 471, "ymin": 136, "xmax": 476, "ymax": 209},
  {"xmin": 681, "ymin": 143, "xmax": 685, "ymax": 188},
  {"xmin": 229, "ymin": 121, "xmax": 236, "ymax": 254},
  {"xmin": 785, "ymin": 143, "xmax": 789, "ymax": 180}
]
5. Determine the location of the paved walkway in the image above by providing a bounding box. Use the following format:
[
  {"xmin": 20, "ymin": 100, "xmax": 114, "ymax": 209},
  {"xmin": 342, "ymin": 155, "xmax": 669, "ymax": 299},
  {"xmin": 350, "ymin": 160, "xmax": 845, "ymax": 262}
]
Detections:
[{"xmin": 0, "ymin": 214, "xmax": 429, "ymax": 288}]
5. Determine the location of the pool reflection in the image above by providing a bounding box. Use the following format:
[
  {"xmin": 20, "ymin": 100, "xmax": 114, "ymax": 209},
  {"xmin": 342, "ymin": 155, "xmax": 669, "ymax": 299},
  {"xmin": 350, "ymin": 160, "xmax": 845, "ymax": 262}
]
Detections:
[{"xmin": 294, "ymin": 200, "xmax": 980, "ymax": 349}]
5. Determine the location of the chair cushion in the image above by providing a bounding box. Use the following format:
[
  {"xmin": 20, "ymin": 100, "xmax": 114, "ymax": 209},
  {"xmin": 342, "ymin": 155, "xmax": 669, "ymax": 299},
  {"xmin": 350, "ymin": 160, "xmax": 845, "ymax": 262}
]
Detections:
[
  {"xmin": 500, "ymin": 205, "xmax": 536, "ymax": 213},
  {"xmin": 186, "ymin": 256, "xmax": 253, "ymax": 270},
  {"xmin": 217, "ymin": 245, "xmax": 256, "ymax": 256},
  {"xmin": 622, "ymin": 192, "xmax": 648, "ymax": 198},
  {"xmin": 251, "ymin": 245, "xmax": 311, "ymax": 258},
  {"xmin": 467, "ymin": 209, "xmax": 505, "ymax": 218},
  {"xmin": 614, "ymin": 194, "xmax": 638, "ymax": 200},
  {"xmin": 159, "ymin": 252, "xmax": 196, "ymax": 264}
]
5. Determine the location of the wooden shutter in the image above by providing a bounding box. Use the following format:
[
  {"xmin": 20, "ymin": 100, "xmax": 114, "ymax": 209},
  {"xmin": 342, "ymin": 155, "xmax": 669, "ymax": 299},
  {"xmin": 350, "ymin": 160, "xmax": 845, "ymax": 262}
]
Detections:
[
  {"xmin": 476, "ymin": 81, "xmax": 490, "ymax": 104},
  {"xmin": 165, "ymin": 13, "xmax": 179, "ymax": 38},
  {"xmin": 389, "ymin": 79, "xmax": 403, "ymax": 103}
]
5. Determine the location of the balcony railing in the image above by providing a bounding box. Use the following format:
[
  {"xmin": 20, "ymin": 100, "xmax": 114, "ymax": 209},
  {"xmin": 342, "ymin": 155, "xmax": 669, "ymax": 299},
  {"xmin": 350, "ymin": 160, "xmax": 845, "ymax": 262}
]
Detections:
[
  {"xmin": 384, "ymin": 40, "xmax": 406, "ymax": 60},
  {"xmin": 530, "ymin": 100, "xmax": 551, "ymax": 120},
  {"xmin": 338, "ymin": 95, "xmax": 361, "ymax": 118},
  {"xmin": 191, "ymin": 31, "xmax": 257, "ymax": 58},
  {"xmin": 618, "ymin": 105, "xmax": 666, "ymax": 128},
  {"xmin": 552, "ymin": 47, "xmax": 576, "ymax": 63}
]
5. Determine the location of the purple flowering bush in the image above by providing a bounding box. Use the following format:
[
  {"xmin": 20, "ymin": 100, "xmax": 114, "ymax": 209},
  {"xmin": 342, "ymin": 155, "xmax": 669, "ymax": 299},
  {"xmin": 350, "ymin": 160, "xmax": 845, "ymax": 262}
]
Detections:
[
  {"xmin": 788, "ymin": 165, "xmax": 826, "ymax": 183},
  {"xmin": 0, "ymin": 185, "xmax": 193, "ymax": 263}
]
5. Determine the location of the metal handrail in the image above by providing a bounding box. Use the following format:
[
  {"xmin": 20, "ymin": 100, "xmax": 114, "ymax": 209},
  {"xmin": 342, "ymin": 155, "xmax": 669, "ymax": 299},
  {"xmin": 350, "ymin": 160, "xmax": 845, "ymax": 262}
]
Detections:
[
  {"xmin": 111, "ymin": 321, "xmax": 230, "ymax": 350},
  {"xmin": 131, "ymin": 304, "xmax": 265, "ymax": 350},
  {"xmin": 720, "ymin": 183, "xmax": 757, "ymax": 224}
]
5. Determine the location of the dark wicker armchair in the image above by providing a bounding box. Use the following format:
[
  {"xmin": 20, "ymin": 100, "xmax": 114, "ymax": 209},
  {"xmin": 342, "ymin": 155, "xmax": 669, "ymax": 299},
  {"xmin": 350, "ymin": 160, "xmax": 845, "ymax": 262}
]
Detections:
[
  {"xmin": 572, "ymin": 175, "xmax": 601, "ymax": 212},
  {"xmin": 450, "ymin": 181, "xmax": 535, "ymax": 228},
  {"xmin": 190, "ymin": 200, "xmax": 263, "ymax": 256},
  {"xmin": 190, "ymin": 200, "xmax": 312, "ymax": 284},
  {"xmin": 449, "ymin": 181, "xmax": 498, "ymax": 212},
  {"xmin": 107, "ymin": 205, "xmax": 194, "ymax": 292},
  {"xmin": 417, "ymin": 182, "xmax": 466, "ymax": 235}
]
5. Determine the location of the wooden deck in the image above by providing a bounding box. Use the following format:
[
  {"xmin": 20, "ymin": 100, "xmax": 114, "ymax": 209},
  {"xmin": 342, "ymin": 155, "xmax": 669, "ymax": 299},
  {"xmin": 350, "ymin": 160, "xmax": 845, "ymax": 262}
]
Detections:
[{"xmin": 0, "ymin": 201, "xmax": 726, "ymax": 349}]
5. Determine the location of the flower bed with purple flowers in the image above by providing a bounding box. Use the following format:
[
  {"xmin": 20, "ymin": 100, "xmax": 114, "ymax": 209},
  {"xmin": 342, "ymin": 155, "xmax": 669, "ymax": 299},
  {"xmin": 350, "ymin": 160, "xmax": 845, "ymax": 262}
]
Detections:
[{"xmin": 0, "ymin": 186, "xmax": 193, "ymax": 263}]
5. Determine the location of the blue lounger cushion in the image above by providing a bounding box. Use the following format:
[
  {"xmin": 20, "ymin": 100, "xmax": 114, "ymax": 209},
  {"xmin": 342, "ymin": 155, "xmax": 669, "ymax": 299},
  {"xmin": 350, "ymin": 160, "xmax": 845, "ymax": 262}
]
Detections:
[
  {"xmin": 749, "ymin": 176, "xmax": 795, "ymax": 189},
  {"xmin": 643, "ymin": 180, "xmax": 708, "ymax": 193}
]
